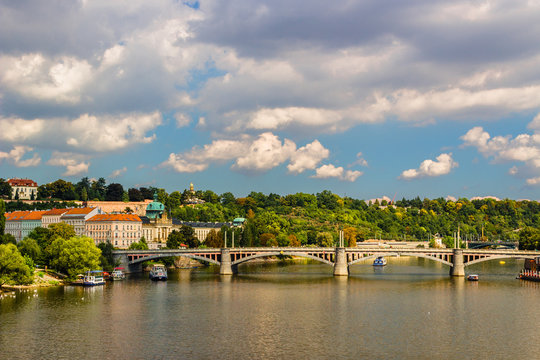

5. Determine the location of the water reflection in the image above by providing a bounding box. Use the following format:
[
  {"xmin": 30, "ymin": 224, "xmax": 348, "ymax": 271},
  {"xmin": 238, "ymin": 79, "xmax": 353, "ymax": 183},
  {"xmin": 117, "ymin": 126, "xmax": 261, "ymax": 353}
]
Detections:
[{"xmin": 1, "ymin": 257, "xmax": 540, "ymax": 359}]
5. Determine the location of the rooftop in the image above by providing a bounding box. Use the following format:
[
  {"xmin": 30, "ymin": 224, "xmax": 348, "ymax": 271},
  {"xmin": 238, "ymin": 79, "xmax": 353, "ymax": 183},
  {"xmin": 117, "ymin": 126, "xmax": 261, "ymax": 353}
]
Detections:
[
  {"xmin": 87, "ymin": 214, "xmax": 142, "ymax": 222},
  {"xmin": 7, "ymin": 178, "xmax": 38, "ymax": 187}
]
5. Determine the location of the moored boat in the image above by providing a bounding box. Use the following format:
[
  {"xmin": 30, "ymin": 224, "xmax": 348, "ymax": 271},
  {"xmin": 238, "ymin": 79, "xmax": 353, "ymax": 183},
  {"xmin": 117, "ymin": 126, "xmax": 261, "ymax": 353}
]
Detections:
[
  {"xmin": 467, "ymin": 274, "xmax": 479, "ymax": 281},
  {"xmin": 110, "ymin": 267, "xmax": 126, "ymax": 281},
  {"xmin": 83, "ymin": 270, "xmax": 106, "ymax": 286},
  {"xmin": 518, "ymin": 257, "xmax": 540, "ymax": 282},
  {"xmin": 149, "ymin": 264, "xmax": 167, "ymax": 281},
  {"xmin": 373, "ymin": 256, "xmax": 387, "ymax": 266}
]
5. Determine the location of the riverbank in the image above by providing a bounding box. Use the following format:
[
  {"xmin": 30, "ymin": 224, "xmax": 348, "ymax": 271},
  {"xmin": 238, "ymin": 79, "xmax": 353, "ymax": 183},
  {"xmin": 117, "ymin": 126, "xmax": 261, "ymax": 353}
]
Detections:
[{"xmin": 0, "ymin": 269, "xmax": 65, "ymax": 292}]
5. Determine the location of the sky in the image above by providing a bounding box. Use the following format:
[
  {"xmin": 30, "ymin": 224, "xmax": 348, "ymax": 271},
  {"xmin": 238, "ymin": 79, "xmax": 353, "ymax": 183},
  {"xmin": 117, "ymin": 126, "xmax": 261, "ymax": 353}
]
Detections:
[{"xmin": 1, "ymin": 0, "xmax": 540, "ymax": 200}]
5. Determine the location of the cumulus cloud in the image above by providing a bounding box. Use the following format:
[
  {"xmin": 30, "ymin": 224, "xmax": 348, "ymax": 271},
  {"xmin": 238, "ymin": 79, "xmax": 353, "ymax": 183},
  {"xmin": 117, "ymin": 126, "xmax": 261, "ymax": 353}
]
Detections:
[
  {"xmin": 312, "ymin": 164, "xmax": 363, "ymax": 182},
  {"xmin": 0, "ymin": 112, "xmax": 162, "ymax": 153},
  {"xmin": 400, "ymin": 153, "xmax": 458, "ymax": 180},
  {"xmin": 47, "ymin": 152, "xmax": 89, "ymax": 176},
  {"xmin": 462, "ymin": 116, "xmax": 540, "ymax": 185},
  {"xmin": 162, "ymin": 133, "xmax": 332, "ymax": 175},
  {"xmin": 287, "ymin": 140, "xmax": 329, "ymax": 174},
  {"xmin": 0, "ymin": 146, "xmax": 41, "ymax": 167}
]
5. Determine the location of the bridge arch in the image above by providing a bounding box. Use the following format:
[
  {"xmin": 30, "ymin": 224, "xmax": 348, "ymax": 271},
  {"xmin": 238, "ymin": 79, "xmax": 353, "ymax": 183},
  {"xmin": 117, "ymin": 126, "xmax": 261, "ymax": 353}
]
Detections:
[
  {"xmin": 347, "ymin": 252, "xmax": 453, "ymax": 267},
  {"xmin": 465, "ymin": 254, "xmax": 533, "ymax": 267},
  {"xmin": 128, "ymin": 253, "xmax": 220, "ymax": 266},
  {"xmin": 231, "ymin": 252, "xmax": 334, "ymax": 266}
]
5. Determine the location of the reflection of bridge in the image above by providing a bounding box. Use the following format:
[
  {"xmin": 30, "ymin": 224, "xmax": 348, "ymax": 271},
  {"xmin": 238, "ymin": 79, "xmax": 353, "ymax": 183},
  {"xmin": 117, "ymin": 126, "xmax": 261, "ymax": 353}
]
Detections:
[{"xmin": 112, "ymin": 247, "xmax": 539, "ymax": 277}]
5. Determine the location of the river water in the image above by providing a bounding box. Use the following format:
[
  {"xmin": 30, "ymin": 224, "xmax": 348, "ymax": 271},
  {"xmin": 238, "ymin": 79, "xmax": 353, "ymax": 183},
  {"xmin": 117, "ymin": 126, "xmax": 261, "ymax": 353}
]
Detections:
[{"xmin": 1, "ymin": 257, "xmax": 539, "ymax": 360}]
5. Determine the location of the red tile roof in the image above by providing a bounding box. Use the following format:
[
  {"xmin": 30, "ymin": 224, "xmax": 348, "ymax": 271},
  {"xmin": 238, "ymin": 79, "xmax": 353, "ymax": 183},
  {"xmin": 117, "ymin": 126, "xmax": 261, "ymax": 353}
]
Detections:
[
  {"xmin": 43, "ymin": 208, "xmax": 70, "ymax": 216},
  {"xmin": 87, "ymin": 214, "xmax": 142, "ymax": 222},
  {"xmin": 22, "ymin": 211, "xmax": 48, "ymax": 220},
  {"xmin": 4, "ymin": 210, "xmax": 47, "ymax": 221},
  {"xmin": 63, "ymin": 207, "xmax": 96, "ymax": 215},
  {"xmin": 7, "ymin": 178, "xmax": 38, "ymax": 187},
  {"xmin": 5, "ymin": 211, "xmax": 31, "ymax": 221}
]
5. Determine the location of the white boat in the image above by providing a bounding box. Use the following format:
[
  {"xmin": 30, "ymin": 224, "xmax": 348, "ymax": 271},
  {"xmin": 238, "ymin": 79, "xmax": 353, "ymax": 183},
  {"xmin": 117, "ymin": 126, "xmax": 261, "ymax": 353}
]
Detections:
[
  {"xmin": 373, "ymin": 256, "xmax": 387, "ymax": 266},
  {"xmin": 110, "ymin": 267, "xmax": 126, "ymax": 281},
  {"xmin": 149, "ymin": 264, "xmax": 167, "ymax": 281},
  {"xmin": 83, "ymin": 270, "xmax": 106, "ymax": 286},
  {"xmin": 467, "ymin": 274, "xmax": 479, "ymax": 281}
]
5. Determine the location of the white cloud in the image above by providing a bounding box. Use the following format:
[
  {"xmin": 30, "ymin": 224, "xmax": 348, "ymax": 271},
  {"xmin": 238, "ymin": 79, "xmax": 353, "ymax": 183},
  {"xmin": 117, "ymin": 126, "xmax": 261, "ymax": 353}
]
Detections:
[
  {"xmin": 287, "ymin": 140, "xmax": 329, "ymax": 174},
  {"xmin": 109, "ymin": 167, "xmax": 127, "ymax": 179},
  {"xmin": 0, "ymin": 53, "xmax": 93, "ymax": 103},
  {"xmin": 0, "ymin": 146, "xmax": 41, "ymax": 167},
  {"xmin": 248, "ymin": 107, "xmax": 342, "ymax": 130},
  {"xmin": 47, "ymin": 152, "xmax": 89, "ymax": 176},
  {"xmin": 233, "ymin": 133, "xmax": 296, "ymax": 172},
  {"xmin": 400, "ymin": 153, "xmax": 458, "ymax": 180},
  {"xmin": 0, "ymin": 117, "xmax": 45, "ymax": 142},
  {"xmin": 66, "ymin": 112, "xmax": 162, "ymax": 151},
  {"xmin": 163, "ymin": 133, "xmax": 333, "ymax": 175},
  {"xmin": 462, "ymin": 117, "xmax": 540, "ymax": 184},
  {"xmin": 311, "ymin": 164, "xmax": 363, "ymax": 182}
]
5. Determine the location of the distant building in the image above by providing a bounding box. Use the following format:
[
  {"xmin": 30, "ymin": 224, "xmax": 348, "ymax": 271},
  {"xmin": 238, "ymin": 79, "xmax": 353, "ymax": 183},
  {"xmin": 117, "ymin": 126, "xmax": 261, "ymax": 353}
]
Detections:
[
  {"xmin": 4, "ymin": 210, "xmax": 47, "ymax": 242},
  {"xmin": 7, "ymin": 178, "xmax": 38, "ymax": 200},
  {"xmin": 60, "ymin": 207, "xmax": 101, "ymax": 236},
  {"xmin": 41, "ymin": 208, "xmax": 69, "ymax": 228},
  {"xmin": 185, "ymin": 182, "xmax": 205, "ymax": 205},
  {"xmin": 86, "ymin": 214, "xmax": 142, "ymax": 248},
  {"xmin": 139, "ymin": 192, "xmax": 231, "ymax": 248}
]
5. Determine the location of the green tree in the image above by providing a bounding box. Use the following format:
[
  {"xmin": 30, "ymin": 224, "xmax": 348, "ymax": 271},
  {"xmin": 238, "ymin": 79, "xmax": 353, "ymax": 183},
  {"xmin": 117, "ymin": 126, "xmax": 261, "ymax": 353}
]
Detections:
[
  {"xmin": 49, "ymin": 236, "xmax": 101, "ymax": 279},
  {"xmin": 205, "ymin": 229, "xmax": 222, "ymax": 248},
  {"xmin": 0, "ymin": 244, "xmax": 33, "ymax": 287},
  {"xmin": 17, "ymin": 238, "xmax": 41, "ymax": 262},
  {"xmin": 180, "ymin": 225, "xmax": 199, "ymax": 248},
  {"xmin": 316, "ymin": 232, "xmax": 334, "ymax": 247},
  {"xmin": 106, "ymin": 183, "xmax": 124, "ymax": 201},
  {"xmin": 519, "ymin": 227, "xmax": 540, "ymax": 250},
  {"xmin": 48, "ymin": 223, "xmax": 76, "ymax": 244},
  {"xmin": 128, "ymin": 188, "xmax": 144, "ymax": 202},
  {"xmin": 0, "ymin": 179, "xmax": 12, "ymax": 199},
  {"xmin": 98, "ymin": 242, "xmax": 116, "ymax": 271},
  {"xmin": 167, "ymin": 230, "xmax": 184, "ymax": 249},
  {"xmin": 0, "ymin": 199, "xmax": 5, "ymax": 235},
  {"xmin": 260, "ymin": 233, "xmax": 276, "ymax": 246},
  {"xmin": 1, "ymin": 234, "xmax": 16, "ymax": 245},
  {"xmin": 27, "ymin": 227, "xmax": 52, "ymax": 251},
  {"xmin": 129, "ymin": 239, "xmax": 149, "ymax": 250}
]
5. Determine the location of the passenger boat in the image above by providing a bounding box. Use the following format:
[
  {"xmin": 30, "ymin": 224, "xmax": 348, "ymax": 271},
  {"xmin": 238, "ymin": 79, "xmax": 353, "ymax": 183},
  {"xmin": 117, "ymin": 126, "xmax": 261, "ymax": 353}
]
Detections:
[
  {"xmin": 467, "ymin": 274, "xmax": 479, "ymax": 281},
  {"xmin": 110, "ymin": 267, "xmax": 126, "ymax": 281},
  {"xmin": 83, "ymin": 270, "xmax": 106, "ymax": 286},
  {"xmin": 373, "ymin": 256, "xmax": 387, "ymax": 266},
  {"xmin": 149, "ymin": 264, "xmax": 167, "ymax": 281},
  {"xmin": 518, "ymin": 257, "xmax": 540, "ymax": 282}
]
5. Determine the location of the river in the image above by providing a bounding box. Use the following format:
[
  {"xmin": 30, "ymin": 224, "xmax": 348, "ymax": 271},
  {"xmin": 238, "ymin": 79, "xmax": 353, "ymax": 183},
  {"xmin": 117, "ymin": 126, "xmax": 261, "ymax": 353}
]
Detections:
[{"xmin": 1, "ymin": 257, "xmax": 539, "ymax": 359}]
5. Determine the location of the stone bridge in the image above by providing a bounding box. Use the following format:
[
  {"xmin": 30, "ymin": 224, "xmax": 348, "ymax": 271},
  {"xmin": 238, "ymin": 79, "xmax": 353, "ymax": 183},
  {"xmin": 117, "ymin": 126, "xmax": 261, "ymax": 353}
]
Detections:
[{"xmin": 112, "ymin": 247, "xmax": 539, "ymax": 277}]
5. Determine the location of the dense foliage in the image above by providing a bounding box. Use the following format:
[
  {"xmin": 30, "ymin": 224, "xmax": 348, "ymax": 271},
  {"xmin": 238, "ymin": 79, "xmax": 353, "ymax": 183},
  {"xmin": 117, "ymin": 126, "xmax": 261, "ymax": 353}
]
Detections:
[{"xmin": 0, "ymin": 244, "xmax": 33, "ymax": 287}]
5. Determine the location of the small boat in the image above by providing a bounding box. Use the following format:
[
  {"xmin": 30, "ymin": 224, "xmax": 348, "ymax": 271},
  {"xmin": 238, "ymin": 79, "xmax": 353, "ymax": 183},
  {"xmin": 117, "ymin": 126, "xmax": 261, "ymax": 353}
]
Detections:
[
  {"xmin": 373, "ymin": 256, "xmax": 387, "ymax": 266},
  {"xmin": 467, "ymin": 274, "xmax": 479, "ymax": 281},
  {"xmin": 149, "ymin": 264, "xmax": 168, "ymax": 281},
  {"xmin": 83, "ymin": 270, "xmax": 106, "ymax": 286},
  {"xmin": 110, "ymin": 267, "xmax": 126, "ymax": 281}
]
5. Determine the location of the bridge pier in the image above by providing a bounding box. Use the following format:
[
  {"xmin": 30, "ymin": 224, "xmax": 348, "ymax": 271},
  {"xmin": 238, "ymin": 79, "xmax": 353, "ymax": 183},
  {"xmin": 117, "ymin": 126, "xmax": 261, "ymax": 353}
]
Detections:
[
  {"xmin": 220, "ymin": 248, "xmax": 235, "ymax": 275},
  {"xmin": 450, "ymin": 248, "xmax": 465, "ymax": 277},
  {"xmin": 333, "ymin": 247, "xmax": 349, "ymax": 276},
  {"xmin": 113, "ymin": 254, "xmax": 142, "ymax": 273}
]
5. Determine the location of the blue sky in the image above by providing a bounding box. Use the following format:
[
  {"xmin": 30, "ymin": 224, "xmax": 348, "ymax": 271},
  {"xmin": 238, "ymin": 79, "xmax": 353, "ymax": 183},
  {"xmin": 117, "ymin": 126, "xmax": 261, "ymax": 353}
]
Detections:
[{"xmin": 2, "ymin": 1, "xmax": 540, "ymax": 200}]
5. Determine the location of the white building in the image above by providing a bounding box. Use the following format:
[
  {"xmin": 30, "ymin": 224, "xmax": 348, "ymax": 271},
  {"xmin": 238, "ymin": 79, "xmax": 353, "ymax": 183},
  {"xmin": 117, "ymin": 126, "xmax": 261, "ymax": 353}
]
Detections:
[
  {"xmin": 41, "ymin": 208, "xmax": 69, "ymax": 228},
  {"xmin": 7, "ymin": 178, "xmax": 38, "ymax": 200},
  {"xmin": 60, "ymin": 207, "xmax": 101, "ymax": 236},
  {"xmin": 86, "ymin": 214, "xmax": 142, "ymax": 248}
]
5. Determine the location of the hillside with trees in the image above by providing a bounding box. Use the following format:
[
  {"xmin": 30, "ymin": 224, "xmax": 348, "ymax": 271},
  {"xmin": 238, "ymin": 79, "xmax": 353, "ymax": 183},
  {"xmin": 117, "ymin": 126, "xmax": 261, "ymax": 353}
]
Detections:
[{"xmin": 4, "ymin": 177, "xmax": 540, "ymax": 249}]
